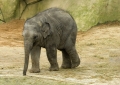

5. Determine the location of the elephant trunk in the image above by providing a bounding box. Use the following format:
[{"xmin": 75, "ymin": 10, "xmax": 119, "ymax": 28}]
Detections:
[{"xmin": 23, "ymin": 41, "xmax": 33, "ymax": 76}]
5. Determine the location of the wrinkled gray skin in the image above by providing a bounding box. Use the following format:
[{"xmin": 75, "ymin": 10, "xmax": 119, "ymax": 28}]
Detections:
[{"xmin": 23, "ymin": 8, "xmax": 80, "ymax": 76}]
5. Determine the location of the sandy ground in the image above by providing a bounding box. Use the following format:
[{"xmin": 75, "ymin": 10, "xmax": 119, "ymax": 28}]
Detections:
[{"xmin": 0, "ymin": 20, "xmax": 120, "ymax": 85}]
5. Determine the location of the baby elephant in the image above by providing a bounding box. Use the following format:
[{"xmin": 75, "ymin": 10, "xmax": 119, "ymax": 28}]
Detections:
[{"xmin": 23, "ymin": 7, "xmax": 80, "ymax": 75}]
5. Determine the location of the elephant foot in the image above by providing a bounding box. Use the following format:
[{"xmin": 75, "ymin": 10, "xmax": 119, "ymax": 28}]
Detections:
[
  {"xmin": 29, "ymin": 68, "xmax": 40, "ymax": 73},
  {"xmin": 72, "ymin": 59, "xmax": 80, "ymax": 68},
  {"xmin": 49, "ymin": 66, "xmax": 59, "ymax": 71},
  {"xmin": 61, "ymin": 64, "xmax": 71, "ymax": 69}
]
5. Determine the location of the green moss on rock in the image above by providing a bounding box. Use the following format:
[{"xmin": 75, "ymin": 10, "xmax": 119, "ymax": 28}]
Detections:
[
  {"xmin": 20, "ymin": 0, "xmax": 120, "ymax": 31},
  {"xmin": 0, "ymin": 0, "xmax": 19, "ymax": 21}
]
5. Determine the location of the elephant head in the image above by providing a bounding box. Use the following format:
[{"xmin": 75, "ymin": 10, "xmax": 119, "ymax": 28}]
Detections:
[{"xmin": 23, "ymin": 19, "xmax": 51, "ymax": 75}]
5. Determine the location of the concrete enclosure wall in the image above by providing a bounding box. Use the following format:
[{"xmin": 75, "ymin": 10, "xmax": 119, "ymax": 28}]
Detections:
[{"xmin": 0, "ymin": 0, "xmax": 120, "ymax": 31}]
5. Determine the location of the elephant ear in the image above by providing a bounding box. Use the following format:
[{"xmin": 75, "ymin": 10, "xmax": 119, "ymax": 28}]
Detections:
[{"xmin": 41, "ymin": 22, "xmax": 51, "ymax": 38}]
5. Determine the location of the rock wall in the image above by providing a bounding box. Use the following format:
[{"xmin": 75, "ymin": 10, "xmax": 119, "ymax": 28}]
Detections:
[
  {"xmin": 0, "ymin": 0, "xmax": 19, "ymax": 21},
  {"xmin": 0, "ymin": 0, "xmax": 120, "ymax": 31}
]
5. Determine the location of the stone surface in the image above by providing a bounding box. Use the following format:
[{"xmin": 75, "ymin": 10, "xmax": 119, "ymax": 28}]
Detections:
[
  {"xmin": 0, "ymin": 0, "xmax": 19, "ymax": 21},
  {"xmin": 0, "ymin": 0, "xmax": 120, "ymax": 31}
]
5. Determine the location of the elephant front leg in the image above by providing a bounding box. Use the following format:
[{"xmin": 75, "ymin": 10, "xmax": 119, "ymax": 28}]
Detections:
[
  {"xmin": 46, "ymin": 46, "xmax": 59, "ymax": 71},
  {"xmin": 30, "ymin": 46, "xmax": 41, "ymax": 73}
]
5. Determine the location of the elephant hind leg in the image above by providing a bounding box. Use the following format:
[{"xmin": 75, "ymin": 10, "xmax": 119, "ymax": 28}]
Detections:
[
  {"xmin": 65, "ymin": 46, "xmax": 80, "ymax": 68},
  {"xmin": 61, "ymin": 49, "xmax": 72, "ymax": 69},
  {"xmin": 64, "ymin": 37, "xmax": 80, "ymax": 68}
]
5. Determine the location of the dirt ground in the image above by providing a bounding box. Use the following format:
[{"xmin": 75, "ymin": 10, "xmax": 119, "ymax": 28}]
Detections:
[{"xmin": 0, "ymin": 20, "xmax": 120, "ymax": 85}]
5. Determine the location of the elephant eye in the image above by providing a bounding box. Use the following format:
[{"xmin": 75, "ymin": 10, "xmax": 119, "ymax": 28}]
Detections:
[{"xmin": 33, "ymin": 35, "xmax": 38, "ymax": 40}]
